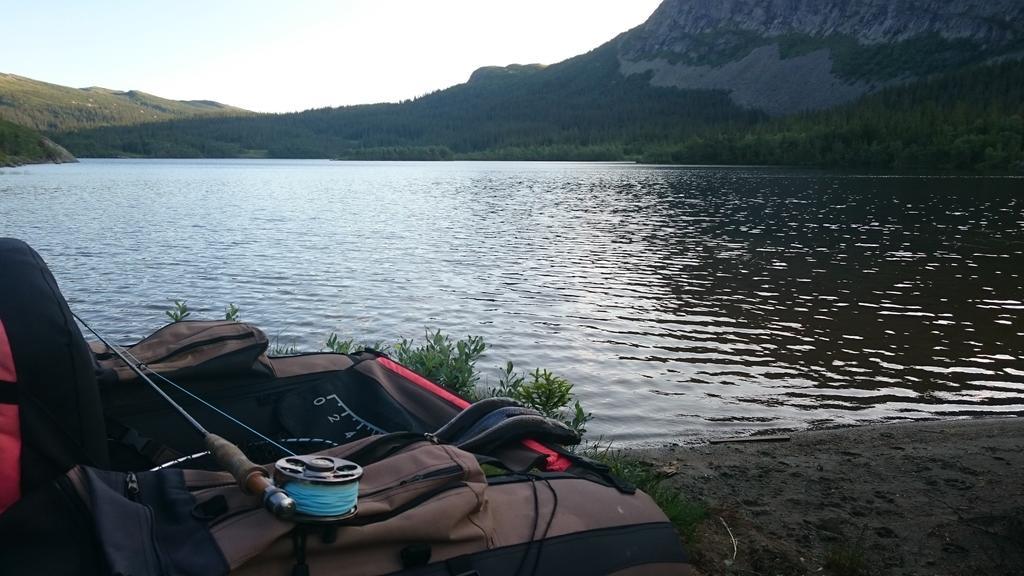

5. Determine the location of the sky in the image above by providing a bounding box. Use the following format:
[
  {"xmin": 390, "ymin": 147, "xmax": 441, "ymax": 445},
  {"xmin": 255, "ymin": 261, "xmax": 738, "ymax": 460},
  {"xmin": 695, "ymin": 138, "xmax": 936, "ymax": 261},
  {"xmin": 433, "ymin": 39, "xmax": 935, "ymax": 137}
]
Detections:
[{"xmin": 0, "ymin": 0, "xmax": 662, "ymax": 113}]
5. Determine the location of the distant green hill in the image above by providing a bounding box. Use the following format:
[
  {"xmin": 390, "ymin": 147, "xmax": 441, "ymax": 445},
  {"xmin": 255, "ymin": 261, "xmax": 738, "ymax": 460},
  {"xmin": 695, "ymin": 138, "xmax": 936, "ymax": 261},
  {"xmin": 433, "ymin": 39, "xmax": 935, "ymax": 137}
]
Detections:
[
  {"xmin": 0, "ymin": 118, "xmax": 76, "ymax": 167},
  {"xmin": 0, "ymin": 73, "xmax": 248, "ymax": 132}
]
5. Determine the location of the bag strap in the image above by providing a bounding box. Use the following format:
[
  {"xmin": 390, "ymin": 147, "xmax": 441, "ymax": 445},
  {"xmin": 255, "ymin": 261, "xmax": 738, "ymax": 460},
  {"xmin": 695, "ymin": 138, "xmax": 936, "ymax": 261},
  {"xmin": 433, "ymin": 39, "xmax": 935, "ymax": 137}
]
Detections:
[{"xmin": 105, "ymin": 417, "xmax": 182, "ymax": 467}]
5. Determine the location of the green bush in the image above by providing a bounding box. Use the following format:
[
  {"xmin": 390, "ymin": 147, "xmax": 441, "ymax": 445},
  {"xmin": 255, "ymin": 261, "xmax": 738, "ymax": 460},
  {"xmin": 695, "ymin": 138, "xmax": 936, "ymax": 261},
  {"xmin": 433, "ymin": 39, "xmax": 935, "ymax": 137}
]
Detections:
[
  {"xmin": 393, "ymin": 330, "xmax": 486, "ymax": 399},
  {"xmin": 489, "ymin": 362, "xmax": 592, "ymax": 436}
]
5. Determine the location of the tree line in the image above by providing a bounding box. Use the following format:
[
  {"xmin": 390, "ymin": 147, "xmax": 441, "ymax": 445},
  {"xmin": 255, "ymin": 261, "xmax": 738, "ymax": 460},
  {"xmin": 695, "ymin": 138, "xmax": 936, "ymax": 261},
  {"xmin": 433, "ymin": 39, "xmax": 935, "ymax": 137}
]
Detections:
[{"xmin": 50, "ymin": 51, "xmax": 1024, "ymax": 172}]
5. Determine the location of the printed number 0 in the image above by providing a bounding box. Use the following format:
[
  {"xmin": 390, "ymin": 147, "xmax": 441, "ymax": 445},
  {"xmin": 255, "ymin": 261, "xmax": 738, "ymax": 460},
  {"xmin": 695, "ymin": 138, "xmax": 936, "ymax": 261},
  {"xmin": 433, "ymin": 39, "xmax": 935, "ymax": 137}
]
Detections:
[{"xmin": 314, "ymin": 394, "xmax": 344, "ymax": 407}]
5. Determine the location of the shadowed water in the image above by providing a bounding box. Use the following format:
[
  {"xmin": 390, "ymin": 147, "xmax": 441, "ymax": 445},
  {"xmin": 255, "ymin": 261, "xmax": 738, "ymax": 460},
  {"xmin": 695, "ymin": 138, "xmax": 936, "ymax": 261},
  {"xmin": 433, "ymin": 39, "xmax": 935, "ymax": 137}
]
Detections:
[{"xmin": 1, "ymin": 159, "xmax": 1021, "ymax": 444}]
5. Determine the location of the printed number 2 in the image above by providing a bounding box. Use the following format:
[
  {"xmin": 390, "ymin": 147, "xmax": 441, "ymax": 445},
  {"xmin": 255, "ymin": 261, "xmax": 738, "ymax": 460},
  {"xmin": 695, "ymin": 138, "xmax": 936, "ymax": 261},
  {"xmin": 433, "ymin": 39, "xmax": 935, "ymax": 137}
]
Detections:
[{"xmin": 314, "ymin": 394, "xmax": 344, "ymax": 424}]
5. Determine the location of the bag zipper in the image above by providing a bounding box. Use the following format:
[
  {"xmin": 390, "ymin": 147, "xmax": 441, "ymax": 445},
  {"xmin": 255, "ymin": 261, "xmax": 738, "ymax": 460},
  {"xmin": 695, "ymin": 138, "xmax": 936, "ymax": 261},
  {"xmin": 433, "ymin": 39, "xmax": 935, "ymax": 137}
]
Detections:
[
  {"xmin": 361, "ymin": 464, "xmax": 464, "ymax": 499},
  {"xmin": 146, "ymin": 330, "xmax": 259, "ymax": 365},
  {"xmin": 339, "ymin": 432, "xmax": 433, "ymax": 465},
  {"xmin": 125, "ymin": 472, "xmax": 141, "ymax": 501}
]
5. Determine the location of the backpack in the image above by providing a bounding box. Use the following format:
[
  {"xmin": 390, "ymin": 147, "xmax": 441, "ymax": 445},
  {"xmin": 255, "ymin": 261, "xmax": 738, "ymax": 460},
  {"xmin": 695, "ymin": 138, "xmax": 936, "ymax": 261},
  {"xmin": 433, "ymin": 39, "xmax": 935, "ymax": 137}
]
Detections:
[
  {"xmin": 0, "ymin": 239, "xmax": 693, "ymax": 574},
  {"xmin": 2, "ymin": 433, "xmax": 691, "ymax": 575}
]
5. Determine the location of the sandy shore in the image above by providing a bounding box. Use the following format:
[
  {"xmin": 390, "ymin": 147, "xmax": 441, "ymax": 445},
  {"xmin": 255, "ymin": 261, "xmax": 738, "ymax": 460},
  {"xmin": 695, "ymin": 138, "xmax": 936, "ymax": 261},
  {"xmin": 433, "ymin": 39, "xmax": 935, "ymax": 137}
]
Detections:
[{"xmin": 638, "ymin": 417, "xmax": 1024, "ymax": 576}]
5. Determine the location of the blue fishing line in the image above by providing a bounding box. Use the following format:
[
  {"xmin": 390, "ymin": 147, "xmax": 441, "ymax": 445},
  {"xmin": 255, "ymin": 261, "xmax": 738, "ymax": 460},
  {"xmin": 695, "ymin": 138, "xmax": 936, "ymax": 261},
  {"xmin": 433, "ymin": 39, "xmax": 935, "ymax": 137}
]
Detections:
[{"xmin": 285, "ymin": 481, "xmax": 360, "ymax": 517}]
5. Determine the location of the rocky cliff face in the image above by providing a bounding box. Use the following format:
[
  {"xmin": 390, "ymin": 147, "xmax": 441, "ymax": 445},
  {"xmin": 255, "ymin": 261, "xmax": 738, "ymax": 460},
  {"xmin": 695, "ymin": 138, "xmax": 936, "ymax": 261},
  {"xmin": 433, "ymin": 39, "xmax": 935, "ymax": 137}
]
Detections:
[{"xmin": 619, "ymin": 0, "xmax": 1024, "ymax": 115}]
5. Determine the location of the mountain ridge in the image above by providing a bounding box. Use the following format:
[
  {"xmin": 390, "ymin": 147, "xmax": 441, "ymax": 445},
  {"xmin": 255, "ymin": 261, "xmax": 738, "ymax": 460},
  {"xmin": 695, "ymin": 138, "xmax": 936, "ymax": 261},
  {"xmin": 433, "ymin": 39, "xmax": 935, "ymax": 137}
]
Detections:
[
  {"xmin": 624, "ymin": 0, "xmax": 1024, "ymax": 47},
  {"xmin": 0, "ymin": 73, "xmax": 248, "ymax": 132},
  {"xmin": 618, "ymin": 0, "xmax": 1024, "ymax": 114}
]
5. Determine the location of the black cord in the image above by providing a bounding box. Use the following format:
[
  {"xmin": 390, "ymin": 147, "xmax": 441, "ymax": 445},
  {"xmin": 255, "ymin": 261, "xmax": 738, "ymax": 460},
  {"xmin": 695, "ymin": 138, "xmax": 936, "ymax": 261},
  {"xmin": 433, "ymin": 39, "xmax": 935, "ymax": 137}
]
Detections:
[
  {"xmin": 529, "ymin": 477, "xmax": 559, "ymax": 575},
  {"xmin": 513, "ymin": 475, "xmax": 541, "ymax": 576},
  {"xmin": 291, "ymin": 527, "xmax": 310, "ymax": 576}
]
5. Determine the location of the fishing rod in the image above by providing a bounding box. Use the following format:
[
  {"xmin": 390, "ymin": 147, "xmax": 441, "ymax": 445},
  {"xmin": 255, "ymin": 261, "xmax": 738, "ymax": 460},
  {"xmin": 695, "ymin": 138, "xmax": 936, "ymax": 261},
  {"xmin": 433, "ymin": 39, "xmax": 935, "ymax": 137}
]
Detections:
[{"xmin": 74, "ymin": 313, "xmax": 297, "ymax": 520}]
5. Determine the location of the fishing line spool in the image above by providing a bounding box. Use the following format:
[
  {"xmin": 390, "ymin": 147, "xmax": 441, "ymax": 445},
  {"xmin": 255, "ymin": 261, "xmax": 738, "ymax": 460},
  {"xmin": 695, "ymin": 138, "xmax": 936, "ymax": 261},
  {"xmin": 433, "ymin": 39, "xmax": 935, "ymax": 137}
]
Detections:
[{"xmin": 274, "ymin": 455, "xmax": 363, "ymax": 523}]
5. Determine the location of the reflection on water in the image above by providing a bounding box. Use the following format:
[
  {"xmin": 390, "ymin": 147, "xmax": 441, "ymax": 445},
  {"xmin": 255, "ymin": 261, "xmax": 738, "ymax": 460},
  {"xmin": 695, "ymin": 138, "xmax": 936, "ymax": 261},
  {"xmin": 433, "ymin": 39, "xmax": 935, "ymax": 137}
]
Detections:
[{"xmin": 1, "ymin": 160, "xmax": 1021, "ymax": 444}]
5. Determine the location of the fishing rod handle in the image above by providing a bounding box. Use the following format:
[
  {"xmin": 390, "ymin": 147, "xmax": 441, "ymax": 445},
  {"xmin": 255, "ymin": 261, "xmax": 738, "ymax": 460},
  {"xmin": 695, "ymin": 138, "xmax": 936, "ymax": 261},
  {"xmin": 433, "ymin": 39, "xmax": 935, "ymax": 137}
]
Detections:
[
  {"xmin": 204, "ymin": 434, "xmax": 296, "ymax": 519},
  {"xmin": 204, "ymin": 434, "xmax": 265, "ymax": 489}
]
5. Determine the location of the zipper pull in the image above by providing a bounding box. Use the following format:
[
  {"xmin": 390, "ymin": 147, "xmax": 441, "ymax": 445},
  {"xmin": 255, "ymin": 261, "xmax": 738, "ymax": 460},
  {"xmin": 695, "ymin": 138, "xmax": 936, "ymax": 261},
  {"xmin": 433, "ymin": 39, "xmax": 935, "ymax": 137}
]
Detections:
[{"xmin": 125, "ymin": 472, "xmax": 140, "ymax": 501}]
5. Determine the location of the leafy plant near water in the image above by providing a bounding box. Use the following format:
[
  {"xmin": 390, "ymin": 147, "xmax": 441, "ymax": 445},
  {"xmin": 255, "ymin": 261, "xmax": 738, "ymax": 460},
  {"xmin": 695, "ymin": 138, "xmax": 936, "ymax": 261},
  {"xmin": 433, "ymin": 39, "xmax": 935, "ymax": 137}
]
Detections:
[
  {"xmin": 324, "ymin": 333, "xmax": 389, "ymax": 355},
  {"xmin": 165, "ymin": 299, "xmax": 191, "ymax": 322},
  {"xmin": 321, "ymin": 331, "xmax": 592, "ymax": 437},
  {"xmin": 224, "ymin": 303, "xmax": 240, "ymax": 321},
  {"xmin": 269, "ymin": 337, "xmax": 299, "ymax": 356},
  {"xmin": 393, "ymin": 330, "xmax": 487, "ymax": 399},
  {"xmin": 489, "ymin": 362, "xmax": 592, "ymax": 437}
]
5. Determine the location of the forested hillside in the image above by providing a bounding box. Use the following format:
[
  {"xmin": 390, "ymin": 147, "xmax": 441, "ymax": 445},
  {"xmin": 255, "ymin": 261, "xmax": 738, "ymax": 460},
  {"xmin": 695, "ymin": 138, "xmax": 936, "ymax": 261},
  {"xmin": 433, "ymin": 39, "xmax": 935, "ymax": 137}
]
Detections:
[
  {"xmin": 0, "ymin": 73, "xmax": 246, "ymax": 132},
  {"xmin": 0, "ymin": 118, "xmax": 76, "ymax": 166},
  {"xmin": 645, "ymin": 60, "xmax": 1024, "ymax": 171},
  {"xmin": 54, "ymin": 57, "xmax": 1023, "ymax": 171}
]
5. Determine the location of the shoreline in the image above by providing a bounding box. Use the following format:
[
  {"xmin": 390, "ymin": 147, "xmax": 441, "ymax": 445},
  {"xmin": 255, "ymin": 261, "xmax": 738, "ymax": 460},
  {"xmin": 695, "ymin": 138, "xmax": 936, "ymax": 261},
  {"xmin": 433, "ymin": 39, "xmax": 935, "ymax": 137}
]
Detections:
[
  {"xmin": 636, "ymin": 416, "xmax": 1023, "ymax": 575},
  {"xmin": 42, "ymin": 157, "xmax": 1022, "ymax": 176}
]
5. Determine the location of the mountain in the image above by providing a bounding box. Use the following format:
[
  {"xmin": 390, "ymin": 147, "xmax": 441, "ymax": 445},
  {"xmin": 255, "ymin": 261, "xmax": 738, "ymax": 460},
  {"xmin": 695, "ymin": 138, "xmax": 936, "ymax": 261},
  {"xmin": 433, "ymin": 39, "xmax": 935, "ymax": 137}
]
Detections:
[
  {"xmin": 619, "ymin": 0, "xmax": 1024, "ymax": 115},
  {"xmin": 0, "ymin": 73, "xmax": 248, "ymax": 132},
  {"xmin": 0, "ymin": 118, "xmax": 76, "ymax": 167},
  {"xmin": 42, "ymin": 0, "xmax": 1024, "ymax": 171},
  {"xmin": 55, "ymin": 42, "xmax": 761, "ymax": 160}
]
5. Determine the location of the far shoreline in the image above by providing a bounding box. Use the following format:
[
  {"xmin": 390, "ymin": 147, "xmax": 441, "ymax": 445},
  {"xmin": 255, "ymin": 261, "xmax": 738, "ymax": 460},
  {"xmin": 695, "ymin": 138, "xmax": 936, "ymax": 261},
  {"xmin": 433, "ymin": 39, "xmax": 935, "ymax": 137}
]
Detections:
[{"xmin": 45, "ymin": 156, "xmax": 1024, "ymax": 177}]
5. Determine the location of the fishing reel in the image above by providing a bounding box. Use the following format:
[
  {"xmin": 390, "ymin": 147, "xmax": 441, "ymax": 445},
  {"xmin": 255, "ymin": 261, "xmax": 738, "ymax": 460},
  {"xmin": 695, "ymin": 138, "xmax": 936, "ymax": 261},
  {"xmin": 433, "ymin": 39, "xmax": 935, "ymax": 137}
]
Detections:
[{"xmin": 274, "ymin": 454, "xmax": 364, "ymax": 523}]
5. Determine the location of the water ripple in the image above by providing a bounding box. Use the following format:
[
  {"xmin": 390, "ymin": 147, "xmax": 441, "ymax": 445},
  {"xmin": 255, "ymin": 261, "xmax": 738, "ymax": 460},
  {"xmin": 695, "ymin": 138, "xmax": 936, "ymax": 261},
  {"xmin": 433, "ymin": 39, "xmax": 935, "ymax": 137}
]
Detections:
[{"xmin": 1, "ymin": 159, "xmax": 1022, "ymax": 445}]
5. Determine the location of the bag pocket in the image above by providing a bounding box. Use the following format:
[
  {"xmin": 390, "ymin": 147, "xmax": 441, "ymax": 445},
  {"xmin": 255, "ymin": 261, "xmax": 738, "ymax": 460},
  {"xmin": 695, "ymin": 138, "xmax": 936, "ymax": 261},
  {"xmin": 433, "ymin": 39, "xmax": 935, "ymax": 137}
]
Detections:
[{"xmin": 94, "ymin": 320, "xmax": 271, "ymax": 382}]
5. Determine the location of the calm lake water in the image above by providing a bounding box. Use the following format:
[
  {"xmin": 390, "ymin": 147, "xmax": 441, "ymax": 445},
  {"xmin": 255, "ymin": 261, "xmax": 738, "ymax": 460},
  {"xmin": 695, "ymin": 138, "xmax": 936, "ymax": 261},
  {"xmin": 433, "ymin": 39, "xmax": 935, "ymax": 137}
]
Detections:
[{"xmin": 1, "ymin": 159, "xmax": 1022, "ymax": 444}]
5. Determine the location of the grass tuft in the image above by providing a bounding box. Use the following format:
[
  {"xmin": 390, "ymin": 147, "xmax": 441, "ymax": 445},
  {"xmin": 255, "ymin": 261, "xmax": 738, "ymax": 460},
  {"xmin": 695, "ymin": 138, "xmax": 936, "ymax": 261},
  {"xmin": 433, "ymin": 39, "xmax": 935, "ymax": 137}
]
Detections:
[{"xmin": 585, "ymin": 443, "xmax": 707, "ymax": 541}]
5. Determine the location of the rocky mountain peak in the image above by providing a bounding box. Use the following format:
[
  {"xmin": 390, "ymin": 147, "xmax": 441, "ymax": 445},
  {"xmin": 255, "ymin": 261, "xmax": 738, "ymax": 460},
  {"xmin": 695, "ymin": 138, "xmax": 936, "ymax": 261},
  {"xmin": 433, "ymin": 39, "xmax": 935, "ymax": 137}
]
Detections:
[{"xmin": 619, "ymin": 0, "xmax": 1024, "ymax": 115}]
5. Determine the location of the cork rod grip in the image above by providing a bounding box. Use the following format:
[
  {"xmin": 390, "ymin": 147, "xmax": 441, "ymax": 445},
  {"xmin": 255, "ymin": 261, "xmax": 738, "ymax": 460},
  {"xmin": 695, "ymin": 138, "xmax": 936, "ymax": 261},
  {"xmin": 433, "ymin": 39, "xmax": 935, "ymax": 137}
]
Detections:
[{"xmin": 204, "ymin": 433, "xmax": 270, "ymax": 494}]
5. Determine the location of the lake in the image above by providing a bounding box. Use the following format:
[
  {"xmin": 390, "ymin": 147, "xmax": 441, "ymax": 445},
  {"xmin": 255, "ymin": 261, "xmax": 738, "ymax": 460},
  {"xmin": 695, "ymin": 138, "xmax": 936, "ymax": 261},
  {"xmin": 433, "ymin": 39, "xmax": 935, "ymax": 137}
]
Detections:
[{"xmin": 1, "ymin": 159, "xmax": 1022, "ymax": 445}]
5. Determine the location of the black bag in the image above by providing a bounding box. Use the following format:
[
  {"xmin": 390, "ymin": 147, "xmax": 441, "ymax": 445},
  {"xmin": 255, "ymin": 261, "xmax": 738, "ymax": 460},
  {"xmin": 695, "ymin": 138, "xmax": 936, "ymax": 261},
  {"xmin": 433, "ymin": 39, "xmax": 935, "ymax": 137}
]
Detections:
[{"xmin": 0, "ymin": 238, "xmax": 109, "ymax": 511}]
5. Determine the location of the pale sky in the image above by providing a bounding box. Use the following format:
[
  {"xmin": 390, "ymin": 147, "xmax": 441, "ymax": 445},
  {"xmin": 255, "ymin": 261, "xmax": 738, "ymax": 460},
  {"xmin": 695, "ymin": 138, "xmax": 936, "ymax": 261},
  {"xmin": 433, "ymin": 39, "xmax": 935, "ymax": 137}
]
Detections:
[{"xmin": 0, "ymin": 0, "xmax": 662, "ymax": 113}]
